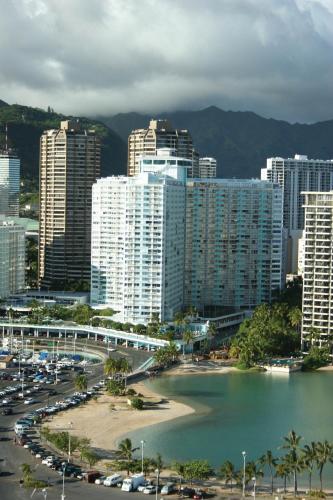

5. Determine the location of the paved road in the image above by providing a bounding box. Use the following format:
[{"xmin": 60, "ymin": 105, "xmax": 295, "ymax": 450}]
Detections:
[{"xmin": 0, "ymin": 345, "xmax": 152, "ymax": 500}]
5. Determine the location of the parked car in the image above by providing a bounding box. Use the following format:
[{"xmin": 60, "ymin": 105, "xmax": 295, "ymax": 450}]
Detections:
[
  {"xmin": 1, "ymin": 407, "xmax": 13, "ymax": 415},
  {"xmin": 104, "ymin": 474, "xmax": 123, "ymax": 487},
  {"xmin": 161, "ymin": 482, "xmax": 176, "ymax": 495},
  {"xmin": 95, "ymin": 476, "xmax": 107, "ymax": 485},
  {"xmin": 143, "ymin": 485, "xmax": 157, "ymax": 495}
]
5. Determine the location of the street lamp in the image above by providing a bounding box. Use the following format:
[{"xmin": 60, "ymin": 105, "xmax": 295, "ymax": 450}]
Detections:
[
  {"xmin": 242, "ymin": 451, "xmax": 246, "ymax": 498},
  {"xmin": 61, "ymin": 463, "xmax": 66, "ymax": 500},
  {"xmin": 252, "ymin": 477, "xmax": 256, "ymax": 500},
  {"xmin": 68, "ymin": 421, "xmax": 73, "ymax": 463},
  {"xmin": 140, "ymin": 440, "xmax": 145, "ymax": 474},
  {"xmin": 155, "ymin": 468, "xmax": 160, "ymax": 500}
]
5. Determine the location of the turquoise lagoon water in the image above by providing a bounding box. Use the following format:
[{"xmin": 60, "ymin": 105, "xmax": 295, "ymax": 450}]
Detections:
[{"xmin": 128, "ymin": 371, "xmax": 333, "ymax": 485}]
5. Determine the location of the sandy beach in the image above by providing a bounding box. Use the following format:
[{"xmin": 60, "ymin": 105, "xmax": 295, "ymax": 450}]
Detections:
[
  {"xmin": 47, "ymin": 378, "xmax": 194, "ymax": 460},
  {"xmin": 164, "ymin": 358, "xmax": 237, "ymax": 376}
]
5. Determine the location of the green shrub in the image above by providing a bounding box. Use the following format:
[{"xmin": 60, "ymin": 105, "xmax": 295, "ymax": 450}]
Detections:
[{"xmin": 131, "ymin": 398, "xmax": 144, "ymax": 410}]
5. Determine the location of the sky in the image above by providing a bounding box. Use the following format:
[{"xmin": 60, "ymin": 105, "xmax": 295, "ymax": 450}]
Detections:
[{"xmin": 0, "ymin": 0, "xmax": 333, "ymax": 123}]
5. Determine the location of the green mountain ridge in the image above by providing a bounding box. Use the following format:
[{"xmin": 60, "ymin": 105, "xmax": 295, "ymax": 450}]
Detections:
[
  {"xmin": 0, "ymin": 103, "xmax": 127, "ymax": 184},
  {"xmin": 103, "ymin": 106, "xmax": 333, "ymax": 178},
  {"xmin": 2, "ymin": 101, "xmax": 333, "ymax": 183}
]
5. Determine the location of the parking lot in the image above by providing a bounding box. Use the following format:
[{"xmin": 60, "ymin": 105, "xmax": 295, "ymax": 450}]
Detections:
[{"xmin": 0, "ymin": 342, "xmax": 166, "ymax": 500}]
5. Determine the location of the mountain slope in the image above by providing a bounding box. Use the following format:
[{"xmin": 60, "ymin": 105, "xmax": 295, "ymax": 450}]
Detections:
[
  {"xmin": 0, "ymin": 103, "xmax": 127, "ymax": 183},
  {"xmin": 104, "ymin": 106, "xmax": 333, "ymax": 178}
]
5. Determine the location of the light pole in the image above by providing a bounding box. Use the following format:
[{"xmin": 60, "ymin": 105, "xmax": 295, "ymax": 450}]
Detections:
[
  {"xmin": 155, "ymin": 468, "xmax": 160, "ymax": 500},
  {"xmin": 252, "ymin": 477, "xmax": 256, "ymax": 500},
  {"xmin": 68, "ymin": 421, "xmax": 73, "ymax": 463},
  {"xmin": 140, "ymin": 440, "xmax": 145, "ymax": 474},
  {"xmin": 242, "ymin": 451, "xmax": 246, "ymax": 498},
  {"xmin": 61, "ymin": 463, "xmax": 66, "ymax": 500}
]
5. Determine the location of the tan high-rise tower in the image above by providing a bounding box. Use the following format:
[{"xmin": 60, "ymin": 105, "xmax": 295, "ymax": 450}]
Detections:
[
  {"xmin": 38, "ymin": 120, "xmax": 100, "ymax": 289},
  {"xmin": 127, "ymin": 119, "xmax": 199, "ymax": 177}
]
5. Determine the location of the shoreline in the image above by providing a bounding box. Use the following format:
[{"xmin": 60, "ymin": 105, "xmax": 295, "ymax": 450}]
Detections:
[
  {"xmin": 46, "ymin": 360, "xmax": 236, "ymax": 462},
  {"xmin": 47, "ymin": 378, "xmax": 195, "ymax": 458}
]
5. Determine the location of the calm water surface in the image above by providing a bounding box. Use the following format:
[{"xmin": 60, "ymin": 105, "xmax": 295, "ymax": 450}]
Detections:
[{"xmin": 128, "ymin": 371, "xmax": 333, "ymax": 484}]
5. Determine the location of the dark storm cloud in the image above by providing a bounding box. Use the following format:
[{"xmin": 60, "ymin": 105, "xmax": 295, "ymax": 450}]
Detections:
[{"xmin": 0, "ymin": 0, "xmax": 332, "ymax": 122}]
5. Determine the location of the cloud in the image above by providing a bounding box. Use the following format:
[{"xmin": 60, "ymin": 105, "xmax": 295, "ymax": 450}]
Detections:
[{"xmin": 0, "ymin": 0, "xmax": 332, "ymax": 122}]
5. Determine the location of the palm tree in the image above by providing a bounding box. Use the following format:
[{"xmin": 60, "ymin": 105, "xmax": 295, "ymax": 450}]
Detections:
[
  {"xmin": 74, "ymin": 373, "xmax": 88, "ymax": 392},
  {"xmin": 182, "ymin": 329, "xmax": 195, "ymax": 357},
  {"xmin": 153, "ymin": 452, "xmax": 163, "ymax": 472},
  {"xmin": 118, "ymin": 358, "xmax": 132, "ymax": 387},
  {"xmin": 167, "ymin": 341, "xmax": 179, "ymax": 363},
  {"xmin": 104, "ymin": 356, "xmax": 118, "ymax": 378},
  {"xmin": 282, "ymin": 452, "xmax": 304, "ymax": 496},
  {"xmin": 21, "ymin": 463, "xmax": 32, "ymax": 479},
  {"xmin": 117, "ymin": 438, "xmax": 134, "ymax": 474},
  {"xmin": 302, "ymin": 442, "xmax": 317, "ymax": 491},
  {"xmin": 275, "ymin": 462, "xmax": 291, "ymax": 494},
  {"xmin": 245, "ymin": 461, "xmax": 263, "ymax": 485},
  {"xmin": 220, "ymin": 460, "xmax": 235, "ymax": 491},
  {"xmin": 288, "ymin": 307, "xmax": 302, "ymax": 333},
  {"xmin": 259, "ymin": 450, "xmax": 277, "ymax": 494},
  {"xmin": 281, "ymin": 430, "xmax": 303, "ymax": 496},
  {"xmin": 315, "ymin": 440, "xmax": 333, "ymax": 491}
]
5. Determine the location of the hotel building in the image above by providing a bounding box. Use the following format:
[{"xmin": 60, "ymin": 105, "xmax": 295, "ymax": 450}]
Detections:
[
  {"xmin": 91, "ymin": 151, "xmax": 187, "ymax": 323},
  {"xmin": 261, "ymin": 154, "xmax": 333, "ymax": 273},
  {"xmin": 38, "ymin": 120, "xmax": 100, "ymax": 289},
  {"xmin": 127, "ymin": 119, "xmax": 199, "ymax": 177},
  {"xmin": 92, "ymin": 150, "xmax": 283, "ymax": 323},
  {"xmin": 0, "ymin": 219, "xmax": 25, "ymax": 298},
  {"xmin": 301, "ymin": 192, "xmax": 333, "ymax": 347},
  {"xmin": 0, "ymin": 149, "xmax": 20, "ymax": 217},
  {"xmin": 199, "ymin": 157, "xmax": 217, "ymax": 178},
  {"xmin": 185, "ymin": 179, "xmax": 284, "ymax": 310}
]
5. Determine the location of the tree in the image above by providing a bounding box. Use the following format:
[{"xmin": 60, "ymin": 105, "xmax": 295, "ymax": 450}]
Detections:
[
  {"xmin": 21, "ymin": 463, "xmax": 32, "ymax": 480},
  {"xmin": 182, "ymin": 460, "xmax": 213, "ymax": 484},
  {"xmin": 74, "ymin": 373, "xmax": 88, "ymax": 392},
  {"xmin": 288, "ymin": 307, "xmax": 302, "ymax": 333},
  {"xmin": 220, "ymin": 460, "xmax": 235, "ymax": 491},
  {"xmin": 119, "ymin": 357, "xmax": 132, "ymax": 387},
  {"xmin": 104, "ymin": 357, "xmax": 118, "ymax": 378},
  {"xmin": 183, "ymin": 330, "xmax": 195, "ymax": 357},
  {"xmin": 117, "ymin": 438, "xmax": 134, "ymax": 475},
  {"xmin": 245, "ymin": 461, "xmax": 263, "ymax": 485},
  {"xmin": 282, "ymin": 430, "xmax": 303, "ymax": 496},
  {"xmin": 275, "ymin": 462, "xmax": 291, "ymax": 494},
  {"xmin": 81, "ymin": 447, "xmax": 99, "ymax": 468},
  {"xmin": 303, "ymin": 347, "xmax": 330, "ymax": 370},
  {"xmin": 302, "ymin": 442, "xmax": 317, "ymax": 491},
  {"xmin": 315, "ymin": 440, "xmax": 333, "ymax": 491},
  {"xmin": 107, "ymin": 379, "xmax": 125, "ymax": 396},
  {"xmin": 153, "ymin": 453, "xmax": 164, "ymax": 472},
  {"xmin": 130, "ymin": 397, "xmax": 144, "ymax": 410},
  {"xmin": 259, "ymin": 450, "xmax": 277, "ymax": 494}
]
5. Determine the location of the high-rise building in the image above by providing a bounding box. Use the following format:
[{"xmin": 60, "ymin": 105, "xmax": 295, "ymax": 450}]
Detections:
[
  {"xmin": 185, "ymin": 179, "xmax": 284, "ymax": 310},
  {"xmin": 92, "ymin": 149, "xmax": 283, "ymax": 323},
  {"xmin": 0, "ymin": 219, "xmax": 25, "ymax": 298},
  {"xmin": 127, "ymin": 119, "xmax": 199, "ymax": 177},
  {"xmin": 301, "ymin": 192, "xmax": 333, "ymax": 348},
  {"xmin": 0, "ymin": 148, "xmax": 20, "ymax": 217},
  {"xmin": 91, "ymin": 150, "xmax": 186, "ymax": 324},
  {"xmin": 199, "ymin": 157, "xmax": 217, "ymax": 178},
  {"xmin": 261, "ymin": 154, "xmax": 333, "ymax": 273},
  {"xmin": 39, "ymin": 120, "xmax": 100, "ymax": 289}
]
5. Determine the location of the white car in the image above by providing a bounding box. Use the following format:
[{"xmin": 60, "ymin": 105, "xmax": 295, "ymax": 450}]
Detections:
[
  {"xmin": 95, "ymin": 476, "xmax": 107, "ymax": 485},
  {"xmin": 143, "ymin": 485, "xmax": 157, "ymax": 495},
  {"xmin": 42, "ymin": 456, "xmax": 54, "ymax": 465},
  {"xmin": 138, "ymin": 482, "xmax": 151, "ymax": 492},
  {"xmin": 24, "ymin": 398, "xmax": 35, "ymax": 405}
]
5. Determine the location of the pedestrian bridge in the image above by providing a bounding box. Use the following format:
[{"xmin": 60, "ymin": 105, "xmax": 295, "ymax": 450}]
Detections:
[{"xmin": 0, "ymin": 321, "xmax": 172, "ymax": 351}]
